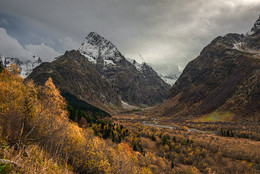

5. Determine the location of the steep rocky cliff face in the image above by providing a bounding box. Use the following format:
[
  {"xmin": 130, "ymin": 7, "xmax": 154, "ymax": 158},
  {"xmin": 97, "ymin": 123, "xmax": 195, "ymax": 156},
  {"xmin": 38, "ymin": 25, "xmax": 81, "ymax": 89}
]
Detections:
[
  {"xmin": 79, "ymin": 32, "xmax": 170, "ymax": 106},
  {"xmin": 28, "ymin": 50, "xmax": 122, "ymax": 114},
  {"xmin": 152, "ymin": 15, "xmax": 260, "ymax": 119}
]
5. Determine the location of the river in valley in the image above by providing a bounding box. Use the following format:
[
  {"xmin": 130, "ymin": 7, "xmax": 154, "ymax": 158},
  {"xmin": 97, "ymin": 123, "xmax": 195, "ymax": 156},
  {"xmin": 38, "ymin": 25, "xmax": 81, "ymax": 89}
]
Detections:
[{"xmin": 143, "ymin": 118, "xmax": 216, "ymax": 135}]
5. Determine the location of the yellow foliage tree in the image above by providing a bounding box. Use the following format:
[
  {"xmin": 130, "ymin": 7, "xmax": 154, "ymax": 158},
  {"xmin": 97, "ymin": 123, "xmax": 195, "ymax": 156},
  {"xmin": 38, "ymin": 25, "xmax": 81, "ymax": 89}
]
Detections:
[{"xmin": 0, "ymin": 67, "xmax": 24, "ymax": 144}]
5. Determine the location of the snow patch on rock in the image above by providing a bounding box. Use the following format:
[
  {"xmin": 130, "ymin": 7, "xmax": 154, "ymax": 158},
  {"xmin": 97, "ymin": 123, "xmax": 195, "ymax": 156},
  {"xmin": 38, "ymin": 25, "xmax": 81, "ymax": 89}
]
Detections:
[
  {"xmin": 126, "ymin": 58, "xmax": 142, "ymax": 71},
  {"xmin": 233, "ymin": 42, "xmax": 245, "ymax": 51},
  {"xmin": 121, "ymin": 100, "xmax": 138, "ymax": 109}
]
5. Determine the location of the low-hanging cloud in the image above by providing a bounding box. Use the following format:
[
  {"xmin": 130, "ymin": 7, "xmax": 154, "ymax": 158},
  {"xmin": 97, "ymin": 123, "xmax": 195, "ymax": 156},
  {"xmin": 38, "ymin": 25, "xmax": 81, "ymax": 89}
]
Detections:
[
  {"xmin": 0, "ymin": 0, "xmax": 260, "ymax": 74},
  {"xmin": 58, "ymin": 37, "xmax": 80, "ymax": 51},
  {"xmin": 0, "ymin": 27, "xmax": 33, "ymax": 60},
  {"xmin": 0, "ymin": 27, "xmax": 62, "ymax": 61},
  {"xmin": 24, "ymin": 43, "xmax": 60, "ymax": 61}
]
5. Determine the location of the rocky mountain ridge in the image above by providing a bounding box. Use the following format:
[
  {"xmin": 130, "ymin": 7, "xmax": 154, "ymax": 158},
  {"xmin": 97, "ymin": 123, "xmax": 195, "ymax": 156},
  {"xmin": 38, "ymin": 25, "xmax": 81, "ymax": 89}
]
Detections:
[
  {"xmin": 0, "ymin": 54, "xmax": 42, "ymax": 78},
  {"xmin": 151, "ymin": 15, "xmax": 260, "ymax": 120},
  {"xmin": 126, "ymin": 58, "xmax": 179, "ymax": 86}
]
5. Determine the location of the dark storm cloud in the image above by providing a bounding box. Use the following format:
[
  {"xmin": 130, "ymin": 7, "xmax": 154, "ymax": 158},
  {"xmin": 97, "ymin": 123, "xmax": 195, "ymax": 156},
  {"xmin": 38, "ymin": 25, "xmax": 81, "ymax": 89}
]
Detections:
[{"xmin": 0, "ymin": 0, "xmax": 260, "ymax": 74}]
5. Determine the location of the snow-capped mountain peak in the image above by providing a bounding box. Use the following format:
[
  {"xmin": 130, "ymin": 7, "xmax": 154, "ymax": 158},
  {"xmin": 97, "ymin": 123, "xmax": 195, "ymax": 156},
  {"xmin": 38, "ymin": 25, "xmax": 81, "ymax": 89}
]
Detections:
[
  {"xmin": 0, "ymin": 55, "xmax": 23, "ymax": 67},
  {"xmin": 79, "ymin": 32, "xmax": 123, "ymax": 65},
  {"xmin": 0, "ymin": 54, "xmax": 42, "ymax": 78}
]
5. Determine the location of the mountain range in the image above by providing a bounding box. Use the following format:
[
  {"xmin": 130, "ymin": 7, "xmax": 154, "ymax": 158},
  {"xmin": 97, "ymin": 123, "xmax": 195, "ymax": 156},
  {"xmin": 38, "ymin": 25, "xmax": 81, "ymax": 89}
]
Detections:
[
  {"xmin": 150, "ymin": 15, "xmax": 260, "ymax": 121},
  {"xmin": 27, "ymin": 32, "xmax": 171, "ymax": 114},
  {"xmin": 2, "ymin": 15, "xmax": 260, "ymax": 120},
  {"xmin": 0, "ymin": 55, "xmax": 42, "ymax": 78}
]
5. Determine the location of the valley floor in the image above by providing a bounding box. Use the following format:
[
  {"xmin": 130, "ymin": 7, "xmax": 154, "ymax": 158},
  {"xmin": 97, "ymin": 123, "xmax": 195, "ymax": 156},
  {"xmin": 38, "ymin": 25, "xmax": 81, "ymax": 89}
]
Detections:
[{"xmin": 112, "ymin": 113, "xmax": 260, "ymax": 173}]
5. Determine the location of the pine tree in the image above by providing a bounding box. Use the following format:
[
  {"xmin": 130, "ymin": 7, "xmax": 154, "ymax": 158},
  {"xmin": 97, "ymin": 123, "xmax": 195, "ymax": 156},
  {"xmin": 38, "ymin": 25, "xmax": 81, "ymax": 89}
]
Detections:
[
  {"xmin": 163, "ymin": 135, "xmax": 168, "ymax": 146},
  {"xmin": 171, "ymin": 161, "xmax": 174, "ymax": 168},
  {"xmin": 231, "ymin": 130, "xmax": 234, "ymax": 137},
  {"xmin": 0, "ymin": 63, "xmax": 3, "ymax": 72},
  {"xmin": 140, "ymin": 144, "xmax": 143, "ymax": 153},
  {"xmin": 133, "ymin": 144, "xmax": 137, "ymax": 151},
  {"xmin": 151, "ymin": 134, "xmax": 156, "ymax": 141},
  {"xmin": 118, "ymin": 135, "xmax": 121, "ymax": 143}
]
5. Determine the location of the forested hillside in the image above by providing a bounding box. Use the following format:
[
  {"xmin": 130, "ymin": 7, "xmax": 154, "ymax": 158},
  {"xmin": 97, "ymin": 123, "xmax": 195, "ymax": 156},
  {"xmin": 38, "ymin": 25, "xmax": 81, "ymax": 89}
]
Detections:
[{"xmin": 0, "ymin": 66, "xmax": 177, "ymax": 173}]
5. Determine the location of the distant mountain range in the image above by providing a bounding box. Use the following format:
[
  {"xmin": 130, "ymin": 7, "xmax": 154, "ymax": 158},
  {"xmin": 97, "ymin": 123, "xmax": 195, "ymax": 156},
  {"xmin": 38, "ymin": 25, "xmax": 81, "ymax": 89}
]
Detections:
[
  {"xmin": 26, "ymin": 32, "xmax": 171, "ymax": 114},
  {"xmin": 0, "ymin": 55, "xmax": 42, "ymax": 78},
  {"xmin": 151, "ymin": 15, "xmax": 260, "ymax": 120},
  {"xmin": 126, "ymin": 58, "xmax": 180, "ymax": 86}
]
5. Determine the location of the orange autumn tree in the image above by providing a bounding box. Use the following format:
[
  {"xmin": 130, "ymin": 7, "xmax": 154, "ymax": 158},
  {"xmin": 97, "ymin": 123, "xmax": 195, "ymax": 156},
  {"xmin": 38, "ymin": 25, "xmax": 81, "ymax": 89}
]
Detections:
[
  {"xmin": 109, "ymin": 142, "xmax": 140, "ymax": 173},
  {"xmin": 0, "ymin": 66, "xmax": 25, "ymax": 144},
  {"xmin": 33, "ymin": 77, "xmax": 68, "ymax": 139},
  {"xmin": 20, "ymin": 77, "xmax": 68, "ymax": 146},
  {"xmin": 42, "ymin": 77, "xmax": 67, "ymax": 119}
]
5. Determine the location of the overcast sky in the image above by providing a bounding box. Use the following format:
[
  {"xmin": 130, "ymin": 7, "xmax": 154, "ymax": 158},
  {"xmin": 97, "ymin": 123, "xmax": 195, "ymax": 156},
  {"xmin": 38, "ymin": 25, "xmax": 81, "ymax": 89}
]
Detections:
[{"xmin": 0, "ymin": 0, "xmax": 260, "ymax": 75}]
